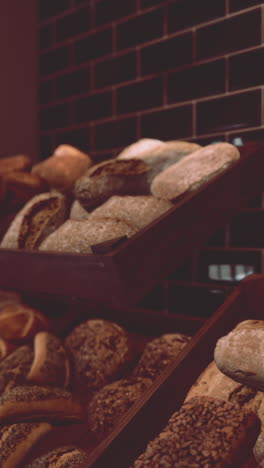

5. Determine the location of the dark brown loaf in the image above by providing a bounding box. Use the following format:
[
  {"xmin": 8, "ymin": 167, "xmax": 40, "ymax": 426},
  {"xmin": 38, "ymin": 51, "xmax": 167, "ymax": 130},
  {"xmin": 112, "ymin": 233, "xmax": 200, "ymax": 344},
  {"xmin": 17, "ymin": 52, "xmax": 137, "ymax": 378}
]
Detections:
[{"xmin": 25, "ymin": 445, "xmax": 90, "ymax": 468}]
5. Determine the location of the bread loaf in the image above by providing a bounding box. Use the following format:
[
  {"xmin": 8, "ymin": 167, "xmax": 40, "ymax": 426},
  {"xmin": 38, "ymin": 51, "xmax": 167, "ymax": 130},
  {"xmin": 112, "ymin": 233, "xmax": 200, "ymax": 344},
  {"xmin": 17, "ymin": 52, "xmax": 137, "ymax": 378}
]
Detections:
[
  {"xmin": 89, "ymin": 195, "xmax": 173, "ymax": 229},
  {"xmin": 0, "ymin": 154, "xmax": 32, "ymax": 175},
  {"xmin": 116, "ymin": 138, "xmax": 164, "ymax": 160},
  {"xmin": 0, "ymin": 192, "xmax": 69, "ymax": 250},
  {"xmin": 39, "ymin": 217, "xmax": 137, "ymax": 253},
  {"xmin": 151, "ymin": 142, "xmax": 240, "ymax": 201},
  {"xmin": 0, "ymin": 338, "xmax": 17, "ymax": 361},
  {"xmin": 0, "ymin": 346, "xmax": 34, "ymax": 394},
  {"xmin": 25, "ymin": 445, "xmax": 90, "ymax": 468},
  {"xmin": 0, "ymin": 303, "xmax": 49, "ymax": 342},
  {"xmin": 32, "ymin": 144, "xmax": 93, "ymax": 192},
  {"xmin": 69, "ymin": 199, "xmax": 90, "ymax": 220}
]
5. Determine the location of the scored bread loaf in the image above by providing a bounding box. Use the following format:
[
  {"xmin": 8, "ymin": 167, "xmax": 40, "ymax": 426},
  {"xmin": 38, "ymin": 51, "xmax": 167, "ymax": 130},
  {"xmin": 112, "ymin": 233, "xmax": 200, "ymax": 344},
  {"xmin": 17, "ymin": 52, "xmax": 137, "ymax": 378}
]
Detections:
[
  {"xmin": 39, "ymin": 217, "xmax": 137, "ymax": 253},
  {"xmin": 89, "ymin": 195, "xmax": 173, "ymax": 229},
  {"xmin": 0, "ymin": 192, "xmax": 69, "ymax": 250},
  {"xmin": 151, "ymin": 142, "xmax": 240, "ymax": 201}
]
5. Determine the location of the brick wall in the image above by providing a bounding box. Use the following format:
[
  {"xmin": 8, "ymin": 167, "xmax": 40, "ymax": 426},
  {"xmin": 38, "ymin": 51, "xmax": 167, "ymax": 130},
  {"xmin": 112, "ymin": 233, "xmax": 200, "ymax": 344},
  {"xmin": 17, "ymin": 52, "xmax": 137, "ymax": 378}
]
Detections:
[{"xmin": 39, "ymin": 0, "xmax": 264, "ymax": 161}]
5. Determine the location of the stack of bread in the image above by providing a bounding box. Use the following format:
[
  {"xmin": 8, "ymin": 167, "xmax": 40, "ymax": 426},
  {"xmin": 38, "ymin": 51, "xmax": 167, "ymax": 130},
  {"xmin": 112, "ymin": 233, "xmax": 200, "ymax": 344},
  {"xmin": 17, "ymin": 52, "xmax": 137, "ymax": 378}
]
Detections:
[
  {"xmin": 0, "ymin": 139, "xmax": 240, "ymax": 253},
  {"xmin": 0, "ymin": 288, "xmax": 192, "ymax": 467}
]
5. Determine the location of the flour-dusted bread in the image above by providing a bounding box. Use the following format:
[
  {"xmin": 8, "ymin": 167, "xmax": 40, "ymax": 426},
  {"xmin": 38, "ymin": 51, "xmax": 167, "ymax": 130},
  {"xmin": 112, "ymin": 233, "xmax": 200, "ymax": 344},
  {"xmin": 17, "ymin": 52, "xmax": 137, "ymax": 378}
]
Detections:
[
  {"xmin": 25, "ymin": 445, "xmax": 90, "ymax": 468},
  {"xmin": 0, "ymin": 303, "xmax": 49, "ymax": 342},
  {"xmin": 89, "ymin": 195, "xmax": 173, "ymax": 229},
  {"xmin": 87, "ymin": 377, "xmax": 152, "ymax": 437},
  {"xmin": 132, "ymin": 333, "xmax": 191, "ymax": 381},
  {"xmin": 151, "ymin": 142, "xmax": 240, "ymax": 201},
  {"xmin": 65, "ymin": 319, "xmax": 132, "ymax": 394},
  {"xmin": 0, "ymin": 154, "xmax": 32, "ymax": 175},
  {"xmin": 32, "ymin": 144, "xmax": 93, "ymax": 192},
  {"xmin": 214, "ymin": 320, "xmax": 264, "ymax": 390},
  {"xmin": 39, "ymin": 217, "xmax": 137, "ymax": 253},
  {"xmin": 74, "ymin": 158, "xmax": 155, "ymax": 211},
  {"xmin": 69, "ymin": 199, "xmax": 90, "ymax": 220},
  {"xmin": 0, "ymin": 422, "xmax": 52, "ymax": 468},
  {"xmin": 116, "ymin": 138, "xmax": 164, "ymax": 160},
  {"xmin": 0, "ymin": 192, "xmax": 69, "ymax": 250}
]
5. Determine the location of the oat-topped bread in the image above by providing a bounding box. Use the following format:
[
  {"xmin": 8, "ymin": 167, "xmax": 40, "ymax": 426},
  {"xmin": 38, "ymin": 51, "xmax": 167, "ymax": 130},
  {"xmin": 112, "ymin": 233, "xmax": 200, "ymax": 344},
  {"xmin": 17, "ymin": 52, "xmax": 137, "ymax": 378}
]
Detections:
[
  {"xmin": 0, "ymin": 303, "xmax": 49, "ymax": 342},
  {"xmin": 27, "ymin": 332, "xmax": 70, "ymax": 389},
  {"xmin": 25, "ymin": 445, "xmax": 90, "ymax": 468},
  {"xmin": 2, "ymin": 171, "xmax": 49, "ymax": 209},
  {"xmin": 39, "ymin": 217, "xmax": 137, "ymax": 253},
  {"xmin": 0, "ymin": 422, "xmax": 52, "ymax": 468},
  {"xmin": 0, "ymin": 385, "xmax": 84, "ymax": 424},
  {"xmin": 0, "ymin": 192, "xmax": 69, "ymax": 250},
  {"xmin": 0, "ymin": 346, "xmax": 34, "ymax": 394},
  {"xmin": 69, "ymin": 199, "xmax": 90, "ymax": 220},
  {"xmin": 151, "ymin": 142, "xmax": 240, "ymax": 201},
  {"xmin": 118, "ymin": 139, "xmax": 201, "ymax": 174},
  {"xmin": 185, "ymin": 360, "xmax": 263, "ymax": 413},
  {"xmin": 87, "ymin": 377, "xmax": 152, "ymax": 437},
  {"xmin": 0, "ymin": 154, "xmax": 32, "ymax": 175},
  {"xmin": 89, "ymin": 195, "xmax": 173, "ymax": 229},
  {"xmin": 131, "ymin": 396, "xmax": 260, "ymax": 468},
  {"xmin": 74, "ymin": 158, "xmax": 155, "ymax": 211},
  {"xmin": 65, "ymin": 319, "xmax": 132, "ymax": 395},
  {"xmin": 32, "ymin": 144, "xmax": 93, "ymax": 192},
  {"xmin": 214, "ymin": 319, "xmax": 264, "ymax": 390},
  {"xmin": 132, "ymin": 333, "xmax": 191, "ymax": 381},
  {"xmin": 0, "ymin": 338, "xmax": 17, "ymax": 361}
]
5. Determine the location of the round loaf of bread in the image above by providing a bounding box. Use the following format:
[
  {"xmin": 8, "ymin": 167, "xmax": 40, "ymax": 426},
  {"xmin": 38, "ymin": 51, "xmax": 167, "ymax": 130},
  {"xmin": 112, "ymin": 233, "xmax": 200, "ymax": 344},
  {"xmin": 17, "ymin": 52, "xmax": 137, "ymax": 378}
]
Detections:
[
  {"xmin": 32, "ymin": 144, "xmax": 93, "ymax": 192},
  {"xmin": 0, "ymin": 345, "xmax": 34, "ymax": 394},
  {"xmin": 0, "ymin": 154, "xmax": 32, "ymax": 175},
  {"xmin": 25, "ymin": 445, "xmax": 90, "ymax": 468},
  {"xmin": 87, "ymin": 377, "xmax": 152, "ymax": 437},
  {"xmin": 132, "ymin": 333, "xmax": 191, "ymax": 381},
  {"xmin": 39, "ymin": 217, "xmax": 137, "ymax": 253},
  {"xmin": 89, "ymin": 195, "xmax": 174, "ymax": 229},
  {"xmin": 65, "ymin": 319, "xmax": 132, "ymax": 394},
  {"xmin": 0, "ymin": 192, "xmax": 69, "ymax": 250},
  {"xmin": 0, "ymin": 303, "xmax": 49, "ymax": 342},
  {"xmin": 151, "ymin": 142, "xmax": 240, "ymax": 201}
]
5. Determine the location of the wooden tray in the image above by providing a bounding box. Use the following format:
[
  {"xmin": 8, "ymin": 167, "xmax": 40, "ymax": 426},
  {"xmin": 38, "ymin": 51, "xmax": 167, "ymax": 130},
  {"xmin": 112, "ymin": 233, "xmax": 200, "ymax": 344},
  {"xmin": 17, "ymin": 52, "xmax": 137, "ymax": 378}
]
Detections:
[
  {"xmin": 0, "ymin": 141, "xmax": 263, "ymax": 307},
  {"xmin": 80, "ymin": 274, "xmax": 264, "ymax": 468}
]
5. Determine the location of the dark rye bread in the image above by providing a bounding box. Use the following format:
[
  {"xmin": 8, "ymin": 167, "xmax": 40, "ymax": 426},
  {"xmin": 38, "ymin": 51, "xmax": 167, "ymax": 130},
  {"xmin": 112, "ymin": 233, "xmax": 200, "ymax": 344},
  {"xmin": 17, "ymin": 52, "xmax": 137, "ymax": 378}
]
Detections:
[
  {"xmin": 87, "ymin": 377, "xmax": 152, "ymax": 437},
  {"xmin": 27, "ymin": 332, "xmax": 70, "ymax": 388},
  {"xmin": 0, "ymin": 385, "xmax": 84, "ymax": 424},
  {"xmin": 131, "ymin": 396, "xmax": 261, "ymax": 468},
  {"xmin": 0, "ymin": 346, "xmax": 34, "ymax": 394},
  {"xmin": 25, "ymin": 445, "xmax": 90, "ymax": 468},
  {"xmin": 0, "ymin": 192, "xmax": 69, "ymax": 250},
  {"xmin": 0, "ymin": 422, "xmax": 52, "ymax": 468},
  {"xmin": 65, "ymin": 319, "xmax": 132, "ymax": 395},
  {"xmin": 74, "ymin": 158, "xmax": 155, "ymax": 211},
  {"xmin": 0, "ymin": 154, "xmax": 32, "ymax": 176},
  {"xmin": 151, "ymin": 142, "xmax": 240, "ymax": 201}
]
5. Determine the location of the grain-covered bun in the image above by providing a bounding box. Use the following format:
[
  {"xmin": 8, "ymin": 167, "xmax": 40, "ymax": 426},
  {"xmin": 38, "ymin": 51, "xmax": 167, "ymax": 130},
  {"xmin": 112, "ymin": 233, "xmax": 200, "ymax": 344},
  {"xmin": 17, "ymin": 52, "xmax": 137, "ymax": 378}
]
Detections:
[
  {"xmin": 131, "ymin": 396, "xmax": 260, "ymax": 468},
  {"xmin": 0, "ymin": 385, "xmax": 84, "ymax": 424},
  {"xmin": 69, "ymin": 199, "xmax": 90, "ymax": 220},
  {"xmin": 0, "ymin": 154, "xmax": 32, "ymax": 175},
  {"xmin": 87, "ymin": 377, "xmax": 152, "ymax": 437},
  {"xmin": 65, "ymin": 319, "xmax": 132, "ymax": 394},
  {"xmin": 25, "ymin": 445, "xmax": 90, "ymax": 468},
  {"xmin": 0, "ymin": 346, "xmax": 34, "ymax": 394},
  {"xmin": 0, "ymin": 192, "xmax": 69, "ymax": 250},
  {"xmin": 151, "ymin": 142, "xmax": 240, "ymax": 201},
  {"xmin": 0, "ymin": 422, "xmax": 52, "ymax": 468},
  {"xmin": 0, "ymin": 303, "xmax": 49, "ymax": 342},
  {"xmin": 39, "ymin": 217, "xmax": 137, "ymax": 253},
  {"xmin": 89, "ymin": 195, "xmax": 173, "ymax": 229},
  {"xmin": 74, "ymin": 158, "xmax": 155, "ymax": 211},
  {"xmin": 214, "ymin": 320, "xmax": 264, "ymax": 390},
  {"xmin": 1, "ymin": 171, "xmax": 49, "ymax": 209},
  {"xmin": 132, "ymin": 333, "xmax": 191, "ymax": 381},
  {"xmin": 32, "ymin": 144, "xmax": 93, "ymax": 192},
  {"xmin": 27, "ymin": 332, "xmax": 70, "ymax": 388}
]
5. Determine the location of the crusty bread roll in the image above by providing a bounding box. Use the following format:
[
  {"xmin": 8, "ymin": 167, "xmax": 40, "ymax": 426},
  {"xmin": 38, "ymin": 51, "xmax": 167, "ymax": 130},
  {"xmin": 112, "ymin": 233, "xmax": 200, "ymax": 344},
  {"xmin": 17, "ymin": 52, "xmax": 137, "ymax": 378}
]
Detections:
[
  {"xmin": 0, "ymin": 422, "xmax": 52, "ymax": 468},
  {"xmin": 0, "ymin": 346, "xmax": 34, "ymax": 394},
  {"xmin": 214, "ymin": 320, "xmax": 264, "ymax": 390},
  {"xmin": 1, "ymin": 171, "xmax": 48, "ymax": 209},
  {"xmin": 25, "ymin": 445, "xmax": 90, "ymax": 468},
  {"xmin": 65, "ymin": 319, "xmax": 132, "ymax": 394},
  {"xmin": 89, "ymin": 195, "xmax": 173, "ymax": 229},
  {"xmin": 32, "ymin": 144, "xmax": 93, "ymax": 192},
  {"xmin": 0, "ymin": 303, "xmax": 49, "ymax": 342},
  {"xmin": 0, "ymin": 154, "xmax": 32, "ymax": 175},
  {"xmin": 0, "ymin": 192, "xmax": 69, "ymax": 250},
  {"xmin": 151, "ymin": 142, "xmax": 240, "ymax": 201},
  {"xmin": 87, "ymin": 377, "xmax": 152, "ymax": 437},
  {"xmin": 132, "ymin": 333, "xmax": 191, "ymax": 381},
  {"xmin": 74, "ymin": 158, "xmax": 155, "ymax": 211},
  {"xmin": 27, "ymin": 332, "xmax": 70, "ymax": 388},
  {"xmin": 131, "ymin": 396, "xmax": 260, "ymax": 467},
  {"xmin": 0, "ymin": 385, "xmax": 84, "ymax": 424},
  {"xmin": 39, "ymin": 217, "xmax": 137, "ymax": 253},
  {"xmin": 69, "ymin": 199, "xmax": 90, "ymax": 220}
]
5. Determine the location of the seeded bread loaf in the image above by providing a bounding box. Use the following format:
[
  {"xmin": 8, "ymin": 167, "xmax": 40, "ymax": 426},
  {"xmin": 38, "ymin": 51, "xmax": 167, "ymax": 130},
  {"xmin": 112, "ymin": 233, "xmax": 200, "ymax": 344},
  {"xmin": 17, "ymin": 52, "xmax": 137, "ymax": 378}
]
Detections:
[
  {"xmin": 0, "ymin": 346, "xmax": 34, "ymax": 394},
  {"xmin": 25, "ymin": 445, "xmax": 90, "ymax": 468}
]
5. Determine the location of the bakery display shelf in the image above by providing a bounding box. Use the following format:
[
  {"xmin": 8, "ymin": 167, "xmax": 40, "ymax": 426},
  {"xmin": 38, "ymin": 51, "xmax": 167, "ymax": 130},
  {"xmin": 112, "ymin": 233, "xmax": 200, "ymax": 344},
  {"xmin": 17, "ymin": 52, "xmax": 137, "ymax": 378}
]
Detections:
[
  {"xmin": 0, "ymin": 141, "xmax": 264, "ymax": 308},
  {"xmin": 79, "ymin": 273, "xmax": 264, "ymax": 468}
]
